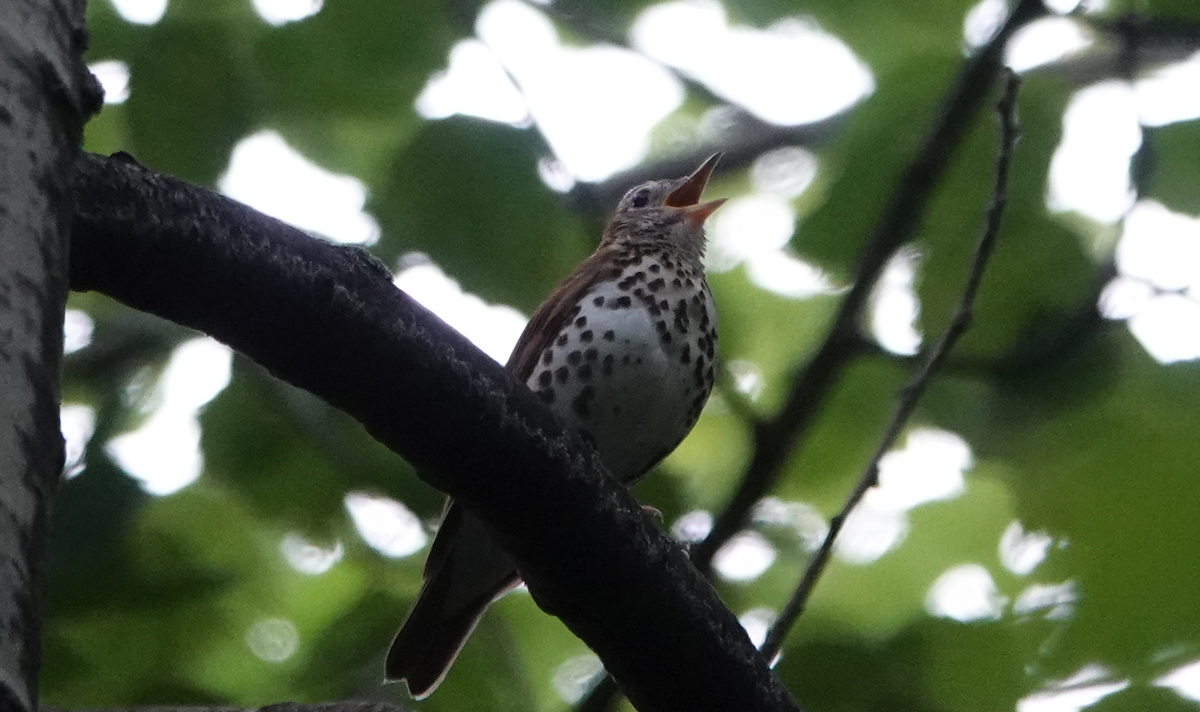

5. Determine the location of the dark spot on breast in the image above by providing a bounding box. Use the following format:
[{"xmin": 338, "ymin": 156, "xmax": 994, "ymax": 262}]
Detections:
[
  {"xmin": 680, "ymin": 344, "xmax": 691, "ymax": 364},
  {"xmin": 615, "ymin": 296, "xmax": 632, "ymax": 308},
  {"xmin": 634, "ymin": 288, "xmax": 644, "ymax": 298},
  {"xmin": 572, "ymin": 385, "xmax": 595, "ymax": 418},
  {"xmin": 567, "ymin": 351, "xmax": 582, "ymax": 365},
  {"xmin": 693, "ymin": 355, "xmax": 706, "ymax": 388},
  {"xmin": 685, "ymin": 278, "xmax": 695, "ymax": 289},
  {"xmin": 672, "ymin": 278, "xmax": 682, "ymax": 289},
  {"xmin": 593, "ymin": 295, "xmax": 605, "ymax": 307},
  {"xmin": 618, "ymin": 275, "xmax": 637, "ymax": 290},
  {"xmin": 570, "ymin": 305, "xmax": 582, "ymax": 318},
  {"xmin": 674, "ymin": 299, "xmax": 690, "ymax": 332},
  {"xmin": 660, "ymin": 331, "xmax": 673, "ymax": 344},
  {"xmin": 656, "ymin": 321, "xmax": 668, "ymax": 333},
  {"xmin": 556, "ymin": 366, "xmax": 570, "ymax": 384},
  {"xmin": 542, "ymin": 350, "xmax": 553, "ymax": 366},
  {"xmin": 648, "ymin": 278, "xmax": 666, "ymax": 292},
  {"xmin": 556, "ymin": 333, "xmax": 569, "ymax": 347},
  {"xmin": 622, "ymin": 355, "xmax": 631, "ymax": 364},
  {"xmin": 575, "ymin": 316, "xmax": 587, "ymax": 328},
  {"xmin": 602, "ymin": 354, "xmax": 614, "ymax": 375},
  {"xmin": 659, "ymin": 299, "xmax": 670, "ymax": 311},
  {"xmin": 577, "ymin": 363, "xmax": 593, "ymax": 380},
  {"xmin": 585, "ymin": 348, "xmax": 598, "ymax": 361},
  {"xmin": 607, "ymin": 266, "xmax": 622, "ymax": 280},
  {"xmin": 603, "ymin": 330, "xmax": 615, "ymax": 341},
  {"xmin": 538, "ymin": 370, "xmax": 553, "ymax": 387},
  {"xmin": 692, "ymin": 293, "xmax": 702, "ymax": 304},
  {"xmin": 580, "ymin": 330, "xmax": 594, "ymax": 343},
  {"xmin": 649, "ymin": 263, "xmax": 661, "ymax": 273}
]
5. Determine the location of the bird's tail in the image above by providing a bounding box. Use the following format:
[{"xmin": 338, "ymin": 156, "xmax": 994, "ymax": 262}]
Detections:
[
  {"xmin": 385, "ymin": 572, "xmax": 490, "ymax": 698},
  {"xmin": 385, "ymin": 508, "xmax": 520, "ymax": 698}
]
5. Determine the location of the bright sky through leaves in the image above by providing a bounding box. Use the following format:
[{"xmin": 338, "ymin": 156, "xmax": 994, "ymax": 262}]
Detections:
[{"xmin": 66, "ymin": 2, "xmax": 1200, "ymax": 706}]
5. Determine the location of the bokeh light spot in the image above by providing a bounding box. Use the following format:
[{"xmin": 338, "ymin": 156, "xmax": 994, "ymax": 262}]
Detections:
[
  {"xmin": 219, "ymin": 131, "xmax": 380, "ymax": 246},
  {"xmin": 344, "ymin": 492, "xmax": 428, "ymax": 558},
  {"xmin": 245, "ymin": 617, "xmax": 299, "ymax": 663},
  {"xmin": 713, "ymin": 530, "xmax": 777, "ymax": 582},
  {"xmin": 926, "ymin": 563, "xmax": 1006, "ymax": 622}
]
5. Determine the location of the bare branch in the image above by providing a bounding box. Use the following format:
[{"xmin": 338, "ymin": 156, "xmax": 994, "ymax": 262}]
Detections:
[
  {"xmin": 760, "ymin": 70, "xmax": 1024, "ymax": 661},
  {"xmin": 688, "ymin": 0, "xmax": 1046, "ymax": 576}
]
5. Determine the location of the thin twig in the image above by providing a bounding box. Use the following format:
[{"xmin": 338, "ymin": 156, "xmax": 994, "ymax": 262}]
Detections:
[
  {"xmin": 688, "ymin": 0, "xmax": 1046, "ymax": 577},
  {"xmin": 759, "ymin": 70, "xmax": 1023, "ymax": 662}
]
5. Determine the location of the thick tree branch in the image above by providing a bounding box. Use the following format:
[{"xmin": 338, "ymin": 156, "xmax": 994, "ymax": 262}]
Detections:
[
  {"xmin": 761, "ymin": 70, "xmax": 1023, "ymax": 660},
  {"xmin": 67, "ymin": 152, "xmax": 801, "ymax": 712}
]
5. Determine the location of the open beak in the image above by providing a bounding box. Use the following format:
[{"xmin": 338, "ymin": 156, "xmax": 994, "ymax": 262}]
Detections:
[{"xmin": 665, "ymin": 152, "xmax": 726, "ymax": 228}]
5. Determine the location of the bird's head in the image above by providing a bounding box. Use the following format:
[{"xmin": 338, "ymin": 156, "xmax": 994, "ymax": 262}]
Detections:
[{"xmin": 605, "ymin": 153, "xmax": 726, "ymax": 258}]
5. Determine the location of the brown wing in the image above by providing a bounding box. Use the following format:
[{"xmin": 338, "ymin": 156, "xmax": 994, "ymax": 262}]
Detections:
[
  {"xmin": 505, "ymin": 244, "xmax": 621, "ymax": 382},
  {"xmin": 419, "ymin": 247, "xmax": 617, "ymax": 580}
]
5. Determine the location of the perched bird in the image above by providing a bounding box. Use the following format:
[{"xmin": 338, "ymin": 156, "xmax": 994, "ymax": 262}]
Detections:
[{"xmin": 386, "ymin": 154, "xmax": 726, "ymax": 698}]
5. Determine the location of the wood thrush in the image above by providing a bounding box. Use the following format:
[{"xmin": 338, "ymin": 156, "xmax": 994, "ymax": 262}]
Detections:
[{"xmin": 386, "ymin": 153, "xmax": 726, "ymax": 698}]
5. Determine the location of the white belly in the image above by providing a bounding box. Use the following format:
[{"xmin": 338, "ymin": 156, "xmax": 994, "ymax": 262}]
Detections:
[{"xmin": 525, "ymin": 271, "xmax": 716, "ymax": 482}]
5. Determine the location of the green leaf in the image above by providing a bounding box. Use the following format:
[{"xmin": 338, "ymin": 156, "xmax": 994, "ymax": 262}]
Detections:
[
  {"xmin": 251, "ymin": 0, "xmax": 456, "ymax": 179},
  {"xmin": 795, "ymin": 52, "xmax": 961, "ymax": 279},
  {"xmin": 917, "ymin": 74, "xmax": 1093, "ymax": 356},
  {"xmin": 1144, "ymin": 120, "xmax": 1200, "ymax": 215},
  {"xmin": 372, "ymin": 118, "xmax": 588, "ymax": 310},
  {"xmin": 121, "ymin": 15, "xmax": 259, "ymax": 184}
]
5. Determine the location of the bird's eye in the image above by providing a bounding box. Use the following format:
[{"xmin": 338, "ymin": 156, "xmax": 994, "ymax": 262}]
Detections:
[{"xmin": 630, "ymin": 189, "xmax": 651, "ymax": 208}]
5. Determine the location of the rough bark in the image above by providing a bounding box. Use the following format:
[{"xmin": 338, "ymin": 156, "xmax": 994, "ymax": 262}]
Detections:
[{"xmin": 0, "ymin": 1, "xmax": 99, "ymax": 709}]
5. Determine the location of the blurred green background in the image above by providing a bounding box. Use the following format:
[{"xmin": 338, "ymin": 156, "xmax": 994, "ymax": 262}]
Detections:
[{"xmin": 51, "ymin": 0, "xmax": 1200, "ymax": 710}]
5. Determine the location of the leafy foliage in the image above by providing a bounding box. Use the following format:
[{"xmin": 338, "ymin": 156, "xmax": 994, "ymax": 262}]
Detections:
[{"xmin": 52, "ymin": 0, "xmax": 1200, "ymax": 710}]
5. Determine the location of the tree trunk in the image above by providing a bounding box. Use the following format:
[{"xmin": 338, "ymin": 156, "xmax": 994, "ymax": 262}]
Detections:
[{"xmin": 0, "ymin": 1, "xmax": 97, "ymax": 708}]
